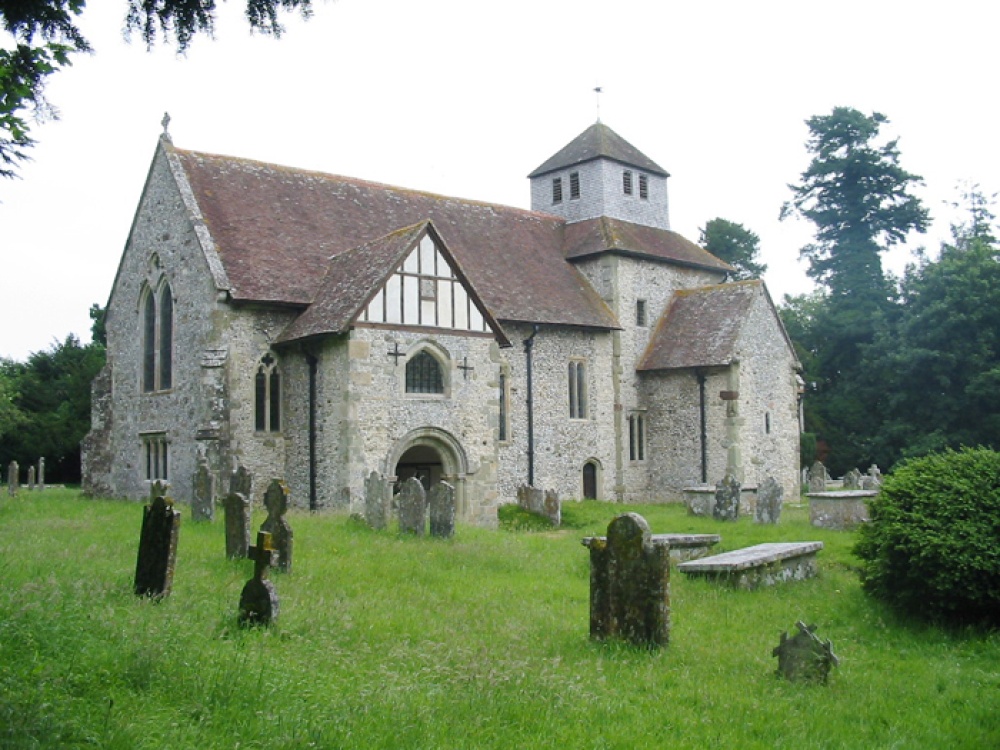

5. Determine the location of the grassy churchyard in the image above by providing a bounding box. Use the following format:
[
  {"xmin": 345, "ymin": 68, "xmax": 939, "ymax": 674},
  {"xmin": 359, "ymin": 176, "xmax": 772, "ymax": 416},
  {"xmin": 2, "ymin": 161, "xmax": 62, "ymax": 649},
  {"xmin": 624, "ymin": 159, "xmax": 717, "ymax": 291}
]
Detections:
[{"xmin": 1, "ymin": 488, "xmax": 998, "ymax": 749}]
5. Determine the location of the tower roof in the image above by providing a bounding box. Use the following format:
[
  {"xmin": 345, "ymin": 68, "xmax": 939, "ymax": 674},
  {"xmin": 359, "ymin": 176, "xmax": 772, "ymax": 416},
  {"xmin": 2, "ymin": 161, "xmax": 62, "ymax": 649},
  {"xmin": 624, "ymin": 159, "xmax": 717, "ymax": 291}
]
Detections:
[{"xmin": 528, "ymin": 122, "xmax": 669, "ymax": 178}]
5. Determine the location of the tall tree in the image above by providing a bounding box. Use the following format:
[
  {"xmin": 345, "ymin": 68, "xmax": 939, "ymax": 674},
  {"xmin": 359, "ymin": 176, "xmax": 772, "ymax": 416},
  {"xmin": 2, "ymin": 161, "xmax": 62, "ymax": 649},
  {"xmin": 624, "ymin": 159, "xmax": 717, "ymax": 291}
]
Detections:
[
  {"xmin": 699, "ymin": 217, "xmax": 767, "ymax": 281},
  {"xmin": 781, "ymin": 108, "xmax": 928, "ymax": 474},
  {"xmin": 1, "ymin": 0, "xmax": 312, "ymax": 178}
]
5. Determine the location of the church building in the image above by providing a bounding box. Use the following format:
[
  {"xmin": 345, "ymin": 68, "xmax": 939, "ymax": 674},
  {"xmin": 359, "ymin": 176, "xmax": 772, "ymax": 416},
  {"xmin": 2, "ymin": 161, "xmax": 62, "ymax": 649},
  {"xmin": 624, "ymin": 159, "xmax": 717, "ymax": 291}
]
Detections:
[{"xmin": 82, "ymin": 122, "xmax": 801, "ymax": 523}]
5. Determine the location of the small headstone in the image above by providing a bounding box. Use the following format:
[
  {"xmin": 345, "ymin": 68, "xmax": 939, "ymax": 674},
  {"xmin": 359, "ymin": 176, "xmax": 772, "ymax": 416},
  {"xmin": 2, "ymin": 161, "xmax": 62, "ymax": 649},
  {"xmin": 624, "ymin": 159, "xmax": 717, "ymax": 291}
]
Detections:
[
  {"xmin": 239, "ymin": 531, "xmax": 280, "ymax": 627},
  {"xmin": 842, "ymin": 468, "xmax": 863, "ymax": 490},
  {"xmin": 7, "ymin": 461, "xmax": 17, "ymax": 496},
  {"xmin": 713, "ymin": 473, "xmax": 741, "ymax": 521},
  {"xmin": 428, "ymin": 481, "xmax": 456, "ymax": 538},
  {"xmin": 261, "ymin": 479, "xmax": 293, "ymax": 573},
  {"xmin": 755, "ymin": 476, "xmax": 783, "ymax": 524},
  {"xmin": 192, "ymin": 459, "xmax": 215, "ymax": 522},
  {"xmin": 772, "ymin": 621, "xmax": 839, "ymax": 684},
  {"xmin": 223, "ymin": 466, "xmax": 253, "ymax": 559},
  {"xmin": 585, "ymin": 512, "xmax": 670, "ymax": 647},
  {"xmin": 27, "ymin": 465, "xmax": 35, "ymax": 491},
  {"xmin": 398, "ymin": 477, "xmax": 427, "ymax": 535},
  {"xmin": 861, "ymin": 464, "xmax": 883, "ymax": 491},
  {"xmin": 364, "ymin": 470, "xmax": 389, "ymax": 530},
  {"xmin": 807, "ymin": 461, "xmax": 827, "ymax": 494},
  {"xmin": 516, "ymin": 485, "xmax": 561, "ymax": 526},
  {"xmin": 37, "ymin": 457, "xmax": 45, "ymax": 489},
  {"xmin": 134, "ymin": 492, "xmax": 181, "ymax": 599}
]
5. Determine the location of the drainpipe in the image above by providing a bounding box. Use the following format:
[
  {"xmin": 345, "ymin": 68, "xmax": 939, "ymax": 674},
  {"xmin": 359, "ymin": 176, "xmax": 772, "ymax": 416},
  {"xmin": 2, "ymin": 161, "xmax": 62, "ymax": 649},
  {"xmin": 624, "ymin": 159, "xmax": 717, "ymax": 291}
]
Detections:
[
  {"xmin": 697, "ymin": 369, "xmax": 708, "ymax": 483},
  {"xmin": 524, "ymin": 325, "xmax": 540, "ymax": 487},
  {"xmin": 306, "ymin": 352, "xmax": 318, "ymax": 511}
]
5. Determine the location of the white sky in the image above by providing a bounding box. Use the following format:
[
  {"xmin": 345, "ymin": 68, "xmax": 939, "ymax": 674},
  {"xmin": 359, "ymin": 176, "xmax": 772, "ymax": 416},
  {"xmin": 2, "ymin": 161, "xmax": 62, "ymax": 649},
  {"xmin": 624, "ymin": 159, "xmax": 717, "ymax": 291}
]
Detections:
[{"xmin": 2, "ymin": 0, "xmax": 998, "ymax": 361}]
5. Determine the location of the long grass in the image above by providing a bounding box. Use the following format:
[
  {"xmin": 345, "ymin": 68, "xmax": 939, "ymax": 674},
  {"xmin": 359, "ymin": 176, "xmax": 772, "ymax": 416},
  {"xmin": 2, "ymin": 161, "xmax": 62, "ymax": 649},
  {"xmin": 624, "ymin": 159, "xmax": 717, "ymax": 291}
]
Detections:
[{"xmin": 1, "ymin": 488, "xmax": 998, "ymax": 749}]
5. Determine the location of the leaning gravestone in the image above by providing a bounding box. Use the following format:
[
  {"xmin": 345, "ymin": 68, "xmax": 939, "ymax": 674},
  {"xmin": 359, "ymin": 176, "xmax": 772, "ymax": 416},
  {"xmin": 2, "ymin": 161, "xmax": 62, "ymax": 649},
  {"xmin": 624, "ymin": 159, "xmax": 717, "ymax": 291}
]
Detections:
[
  {"xmin": 398, "ymin": 477, "xmax": 427, "ymax": 535},
  {"xmin": 7, "ymin": 460, "xmax": 17, "ymax": 496},
  {"xmin": 428, "ymin": 481, "xmax": 456, "ymax": 538},
  {"xmin": 584, "ymin": 512, "xmax": 670, "ymax": 648},
  {"xmin": 260, "ymin": 479, "xmax": 293, "ymax": 573},
  {"xmin": 192, "ymin": 459, "xmax": 215, "ymax": 522},
  {"xmin": 134, "ymin": 488, "xmax": 181, "ymax": 599},
  {"xmin": 239, "ymin": 531, "xmax": 280, "ymax": 627},
  {"xmin": 807, "ymin": 461, "xmax": 827, "ymax": 494},
  {"xmin": 713, "ymin": 473, "xmax": 741, "ymax": 521},
  {"xmin": 364, "ymin": 470, "xmax": 389, "ymax": 530},
  {"xmin": 772, "ymin": 621, "xmax": 839, "ymax": 684},
  {"xmin": 755, "ymin": 476, "xmax": 783, "ymax": 524},
  {"xmin": 223, "ymin": 465, "xmax": 253, "ymax": 559}
]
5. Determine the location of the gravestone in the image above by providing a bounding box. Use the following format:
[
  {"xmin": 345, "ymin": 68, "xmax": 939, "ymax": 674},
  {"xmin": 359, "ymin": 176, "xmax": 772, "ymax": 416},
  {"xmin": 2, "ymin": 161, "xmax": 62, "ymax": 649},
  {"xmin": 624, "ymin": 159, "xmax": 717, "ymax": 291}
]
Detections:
[
  {"xmin": 223, "ymin": 466, "xmax": 253, "ymax": 559},
  {"xmin": 842, "ymin": 468, "xmax": 863, "ymax": 490},
  {"xmin": 398, "ymin": 477, "xmax": 427, "ymax": 535},
  {"xmin": 27, "ymin": 465, "xmax": 35, "ymax": 491},
  {"xmin": 755, "ymin": 476, "xmax": 783, "ymax": 524},
  {"xmin": 134, "ymin": 491, "xmax": 181, "ymax": 598},
  {"xmin": 516, "ymin": 485, "xmax": 561, "ymax": 526},
  {"xmin": 773, "ymin": 621, "xmax": 839, "ymax": 684},
  {"xmin": 807, "ymin": 461, "xmax": 827, "ymax": 494},
  {"xmin": 428, "ymin": 481, "xmax": 456, "ymax": 538},
  {"xmin": 862, "ymin": 464, "xmax": 883, "ymax": 491},
  {"xmin": 37, "ymin": 457, "xmax": 44, "ymax": 489},
  {"xmin": 7, "ymin": 460, "xmax": 17, "ymax": 496},
  {"xmin": 363, "ymin": 470, "xmax": 389, "ymax": 530},
  {"xmin": 239, "ymin": 531, "xmax": 280, "ymax": 627},
  {"xmin": 585, "ymin": 513, "xmax": 670, "ymax": 647},
  {"xmin": 260, "ymin": 479, "xmax": 293, "ymax": 573},
  {"xmin": 192, "ymin": 459, "xmax": 215, "ymax": 522},
  {"xmin": 713, "ymin": 473, "xmax": 741, "ymax": 521}
]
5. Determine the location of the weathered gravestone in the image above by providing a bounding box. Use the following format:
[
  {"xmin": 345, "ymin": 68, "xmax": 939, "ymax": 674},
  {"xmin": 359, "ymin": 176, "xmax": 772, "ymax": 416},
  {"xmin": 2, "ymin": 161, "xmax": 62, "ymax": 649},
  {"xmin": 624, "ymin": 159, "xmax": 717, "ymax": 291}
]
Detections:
[
  {"xmin": 224, "ymin": 465, "xmax": 253, "ymax": 559},
  {"xmin": 192, "ymin": 459, "xmax": 215, "ymax": 522},
  {"xmin": 583, "ymin": 513, "xmax": 670, "ymax": 648},
  {"xmin": 755, "ymin": 476, "xmax": 783, "ymax": 524},
  {"xmin": 134, "ymin": 483, "xmax": 181, "ymax": 598},
  {"xmin": 861, "ymin": 464, "xmax": 883, "ymax": 491},
  {"xmin": 428, "ymin": 481, "xmax": 456, "ymax": 538},
  {"xmin": 398, "ymin": 477, "xmax": 427, "ymax": 535},
  {"xmin": 239, "ymin": 531, "xmax": 280, "ymax": 627},
  {"xmin": 27, "ymin": 465, "xmax": 35, "ymax": 491},
  {"xmin": 516, "ymin": 485, "xmax": 561, "ymax": 526},
  {"xmin": 714, "ymin": 473, "xmax": 741, "ymax": 521},
  {"xmin": 260, "ymin": 479, "xmax": 293, "ymax": 573},
  {"xmin": 363, "ymin": 470, "xmax": 389, "ymax": 530},
  {"xmin": 772, "ymin": 621, "xmax": 839, "ymax": 684},
  {"xmin": 842, "ymin": 467, "xmax": 863, "ymax": 491},
  {"xmin": 37, "ymin": 457, "xmax": 44, "ymax": 489},
  {"xmin": 807, "ymin": 461, "xmax": 827, "ymax": 494},
  {"xmin": 7, "ymin": 461, "xmax": 17, "ymax": 496}
]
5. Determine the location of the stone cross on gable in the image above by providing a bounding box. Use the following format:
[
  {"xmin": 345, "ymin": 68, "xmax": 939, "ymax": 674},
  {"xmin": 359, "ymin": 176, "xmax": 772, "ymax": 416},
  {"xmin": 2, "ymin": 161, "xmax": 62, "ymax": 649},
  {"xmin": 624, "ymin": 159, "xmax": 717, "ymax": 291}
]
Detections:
[
  {"xmin": 388, "ymin": 342, "xmax": 406, "ymax": 364},
  {"xmin": 457, "ymin": 356, "xmax": 474, "ymax": 380}
]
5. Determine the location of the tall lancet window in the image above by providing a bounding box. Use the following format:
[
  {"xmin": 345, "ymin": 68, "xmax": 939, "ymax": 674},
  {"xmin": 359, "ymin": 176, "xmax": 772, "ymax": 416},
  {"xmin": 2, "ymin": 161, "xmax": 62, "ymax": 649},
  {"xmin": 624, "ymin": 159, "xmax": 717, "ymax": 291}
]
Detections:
[
  {"xmin": 141, "ymin": 281, "xmax": 174, "ymax": 393},
  {"xmin": 255, "ymin": 353, "xmax": 282, "ymax": 432}
]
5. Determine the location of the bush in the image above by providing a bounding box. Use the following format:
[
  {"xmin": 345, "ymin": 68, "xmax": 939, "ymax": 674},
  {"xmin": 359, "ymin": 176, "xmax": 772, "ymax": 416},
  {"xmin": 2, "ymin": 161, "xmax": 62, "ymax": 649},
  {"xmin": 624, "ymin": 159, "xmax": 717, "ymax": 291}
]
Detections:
[{"xmin": 854, "ymin": 447, "xmax": 1000, "ymax": 626}]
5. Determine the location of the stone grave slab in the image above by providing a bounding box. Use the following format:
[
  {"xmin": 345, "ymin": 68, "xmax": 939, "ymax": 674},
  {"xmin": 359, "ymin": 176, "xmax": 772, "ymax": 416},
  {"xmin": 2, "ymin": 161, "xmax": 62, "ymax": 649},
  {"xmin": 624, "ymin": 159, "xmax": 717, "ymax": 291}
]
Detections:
[{"xmin": 678, "ymin": 541, "xmax": 823, "ymax": 589}]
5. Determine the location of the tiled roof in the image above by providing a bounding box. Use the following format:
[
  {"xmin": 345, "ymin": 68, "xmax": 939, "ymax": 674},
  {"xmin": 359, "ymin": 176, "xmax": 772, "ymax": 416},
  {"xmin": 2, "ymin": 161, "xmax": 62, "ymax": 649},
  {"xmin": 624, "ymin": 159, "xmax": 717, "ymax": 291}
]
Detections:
[
  {"xmin": 564, "ymin": 216, "xmax": 733, "ymax": 273},
  {"xmin": 173, "ymin": 145, "xmax": 620, "ymax": 330},
  {"xmin": 638, "ymin": 281, "xmax": 762, "ymax": 372},
  {"xmin": 528, "ymin": 122, "xmax": 669, "ymax": 178}
]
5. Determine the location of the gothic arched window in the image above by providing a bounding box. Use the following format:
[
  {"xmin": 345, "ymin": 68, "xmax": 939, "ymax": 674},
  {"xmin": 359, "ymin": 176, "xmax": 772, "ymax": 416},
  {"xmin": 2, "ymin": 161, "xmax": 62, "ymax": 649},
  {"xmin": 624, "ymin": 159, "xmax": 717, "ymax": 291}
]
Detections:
[
  {"xmin": 255, "ymin": 354, "xmax": 282, "ymax": 432},
  {"xmin": 406, "ymin": 350, "xmax": 444, "ymax": 394},
  {"xmin": 141, "ymin": 281, "xmax": 174, "ymax": 393}
]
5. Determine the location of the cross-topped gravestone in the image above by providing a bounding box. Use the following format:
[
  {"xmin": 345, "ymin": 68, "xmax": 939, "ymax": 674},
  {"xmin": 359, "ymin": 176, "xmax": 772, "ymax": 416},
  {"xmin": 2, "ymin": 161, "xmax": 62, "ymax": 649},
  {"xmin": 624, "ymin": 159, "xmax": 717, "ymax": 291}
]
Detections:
[
  {"xmin": 755, "ymin": 476, "xmax": 783, "ymax": 524},
  {"xmin": 192, "ymin": 459, "xmax": 215, "ymax": 522},
  {"xmin": 714, "ymin": 472, "xmax": 741, "ymax": 521},
  {"xmin": 6, "ymin": 460, "xmax": 16, "ymax": 496},
  {"xmin": 428, "ymin": 481, "xmax": 456, "ymax": 538},
  {"xmin": 398, "ymin": 477, "xmax": 427, "ymax": 535},
  {"xmin": 260, "ymin": 479, "xmax": 293, "ymax": 573},
  {"xmin": 238, "ymin": 531, "xmax": 280, "ymax": 626},
  {"xmin": 223, "ymin": 465, "xmax": 252, "ymax": 559},
  {"xmin": 364, "ymin": 470, "xmax": 389, "ymax": 530},
  {"xmin": 773, "ymin": 621, "xmax": 839, "ymax": 683},
  {"xmin": 134, "ymin": 491, "xmax": 181, "ymax": 599},
  {"xmin": 584, "ymin": 512, "xmax": 670, "ymax": 647}
]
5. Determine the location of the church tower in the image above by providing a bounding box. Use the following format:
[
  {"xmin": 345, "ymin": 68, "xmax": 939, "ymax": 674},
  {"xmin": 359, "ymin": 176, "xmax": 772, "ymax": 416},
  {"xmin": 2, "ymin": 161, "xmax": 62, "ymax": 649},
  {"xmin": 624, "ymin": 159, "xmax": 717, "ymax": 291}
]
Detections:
[{"xmin": 528, "ymin": 123, "xmax": 671, "ymax": 230}]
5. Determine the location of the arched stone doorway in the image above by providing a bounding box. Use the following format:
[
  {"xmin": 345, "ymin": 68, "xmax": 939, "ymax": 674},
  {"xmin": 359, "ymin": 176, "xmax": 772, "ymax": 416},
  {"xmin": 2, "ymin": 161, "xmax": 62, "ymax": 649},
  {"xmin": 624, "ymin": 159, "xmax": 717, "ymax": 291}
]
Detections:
[
  {"xmin": 385, "ymin": 427, "xmax": 469, "ymax": 517},
  {"xmin": 582, "ymin": 459, "xmax": 601, "ymax": 500}
]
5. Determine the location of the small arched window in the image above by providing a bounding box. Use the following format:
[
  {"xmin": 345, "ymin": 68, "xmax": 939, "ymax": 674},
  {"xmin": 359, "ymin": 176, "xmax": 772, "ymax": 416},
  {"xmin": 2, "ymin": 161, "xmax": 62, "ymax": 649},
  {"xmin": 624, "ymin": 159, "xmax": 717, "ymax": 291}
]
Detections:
[
  {"xmin": 255, "ymin": 353, "xmax": 281, "ymax": 432},
  {"xmin": 406, "ymin": 350, "xmax": 444, "ymax": 394}
]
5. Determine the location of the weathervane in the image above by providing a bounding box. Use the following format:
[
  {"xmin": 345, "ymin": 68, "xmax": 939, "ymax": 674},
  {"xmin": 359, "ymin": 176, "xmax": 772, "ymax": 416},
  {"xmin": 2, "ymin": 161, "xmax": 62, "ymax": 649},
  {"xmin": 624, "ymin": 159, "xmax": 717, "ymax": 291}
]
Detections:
[
  {"xmin": 161, "ymin": 112, "xmax": 172, "ymax": 142},
  {"xmin": 594, "ymin": 87, "xmax": 603, "ymax": 122}
]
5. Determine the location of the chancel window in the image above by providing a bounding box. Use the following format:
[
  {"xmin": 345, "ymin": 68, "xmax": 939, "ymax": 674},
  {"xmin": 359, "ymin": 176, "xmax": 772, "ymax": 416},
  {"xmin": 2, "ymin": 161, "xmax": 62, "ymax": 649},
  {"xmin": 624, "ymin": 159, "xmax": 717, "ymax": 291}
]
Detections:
[
  {"xmin": 254, "ymin": 353, "xmax": 282, "ymax": 432},
  {"xmin": 406, "ymin": 350, "xmax": 444, "ymax": 394},
  {"xmin": 142, "ymin": 433, "xmax": 169, "ymax": 481},
  {"xmin": 568, "ymin": 360, "xmax": 587, "ymax": 419},
  {"xmin": 628, "ymin": 413, "xmax": 646, "ymax": 461},
  {"xmin": 141, "ymin": 281, "xmax": 174, "ymax": 393}
]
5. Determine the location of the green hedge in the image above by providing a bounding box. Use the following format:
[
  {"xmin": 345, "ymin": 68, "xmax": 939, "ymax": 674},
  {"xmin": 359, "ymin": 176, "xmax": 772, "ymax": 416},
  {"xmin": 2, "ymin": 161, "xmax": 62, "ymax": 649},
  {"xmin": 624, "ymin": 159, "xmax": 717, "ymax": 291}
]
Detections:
[{"xmin": 855, "ymin": 447, "xmax": 1000, "ymax": 626}]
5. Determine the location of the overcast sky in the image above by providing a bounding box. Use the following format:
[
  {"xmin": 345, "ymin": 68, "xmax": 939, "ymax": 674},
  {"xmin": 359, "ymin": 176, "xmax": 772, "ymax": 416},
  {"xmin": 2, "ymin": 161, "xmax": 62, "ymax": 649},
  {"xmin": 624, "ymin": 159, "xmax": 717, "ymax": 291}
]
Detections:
[{"xmin": 2, "ymin": 0, "xmax": 998, "ymax": 361}]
